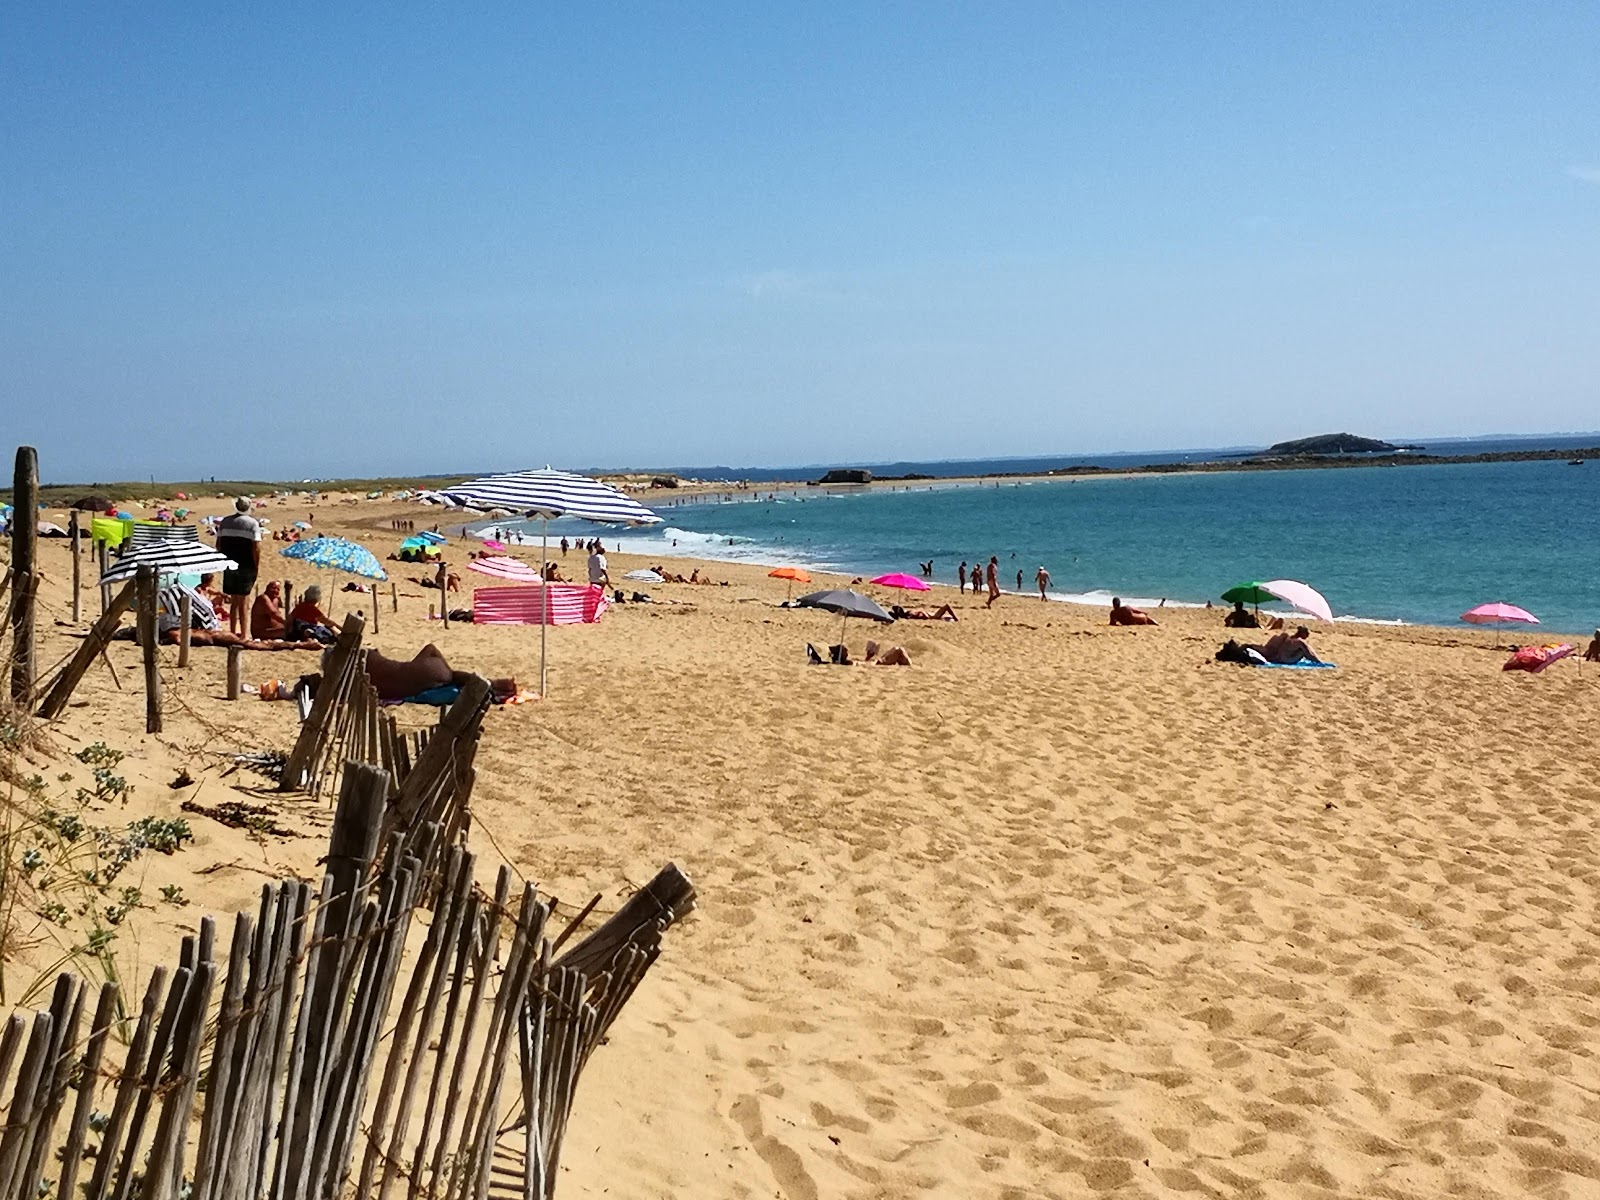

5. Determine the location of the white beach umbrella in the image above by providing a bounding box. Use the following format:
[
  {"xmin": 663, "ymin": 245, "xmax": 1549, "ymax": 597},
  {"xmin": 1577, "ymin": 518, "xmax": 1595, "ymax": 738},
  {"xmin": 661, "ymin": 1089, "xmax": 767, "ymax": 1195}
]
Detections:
[
  {"xmin": 437, "ymin": 469, "xmax": 663, "ymax": 694},
  {"xmin": 1259, "ymin": 579, "xmax": 1334, "ymax": 623},
  {"xmin": 100, "ymin": 524, "xmax": 238, "ymax": 583}
]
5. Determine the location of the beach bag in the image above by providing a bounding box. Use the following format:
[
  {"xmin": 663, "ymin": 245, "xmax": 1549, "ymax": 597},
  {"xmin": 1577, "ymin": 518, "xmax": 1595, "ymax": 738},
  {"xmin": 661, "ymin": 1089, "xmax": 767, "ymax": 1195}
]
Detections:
[{"xmin": 1216, "ymin": 639, "xmax": 1253, "ymax": 665}]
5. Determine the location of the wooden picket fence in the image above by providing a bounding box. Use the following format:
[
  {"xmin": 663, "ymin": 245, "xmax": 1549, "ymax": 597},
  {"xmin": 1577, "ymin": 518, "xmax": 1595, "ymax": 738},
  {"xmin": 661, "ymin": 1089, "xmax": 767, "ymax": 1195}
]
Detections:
[{"xmin": 0, "ymin": 759, "xmax": 696, "ymax": 1200}]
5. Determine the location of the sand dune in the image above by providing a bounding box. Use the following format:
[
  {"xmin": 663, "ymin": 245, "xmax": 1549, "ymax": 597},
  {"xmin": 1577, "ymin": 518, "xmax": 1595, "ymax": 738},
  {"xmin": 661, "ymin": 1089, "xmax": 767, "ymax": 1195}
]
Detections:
[{"xmin": 9, "ymin": 495, "xmax": 1600, "ymax": 1197}]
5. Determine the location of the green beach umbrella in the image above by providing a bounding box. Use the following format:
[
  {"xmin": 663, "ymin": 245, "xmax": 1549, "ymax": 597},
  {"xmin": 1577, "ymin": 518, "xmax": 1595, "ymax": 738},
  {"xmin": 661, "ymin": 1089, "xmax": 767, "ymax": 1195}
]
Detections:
[{"xmin": 1221, "ymin": 582, "xmax": 1273, "ymax": 606}]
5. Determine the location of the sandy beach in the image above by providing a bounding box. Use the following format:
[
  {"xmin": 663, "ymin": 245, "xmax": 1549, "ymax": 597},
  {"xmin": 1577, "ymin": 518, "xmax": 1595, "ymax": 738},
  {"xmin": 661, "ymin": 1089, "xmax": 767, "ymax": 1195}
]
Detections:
[{"xmin": 8, "ymin": 491, "xmax": 1600, "ymax": 1198}]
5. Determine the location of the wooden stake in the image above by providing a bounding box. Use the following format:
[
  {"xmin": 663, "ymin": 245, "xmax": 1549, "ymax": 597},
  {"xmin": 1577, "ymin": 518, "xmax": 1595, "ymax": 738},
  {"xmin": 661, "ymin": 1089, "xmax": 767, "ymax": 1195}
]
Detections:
[
  {"xmin": 370, "ymin": 584, "xmax": 380, "ymax": 634},
  {"xmin": 226, "ymin": 646, "xmax": 243, "ymax": 700},
  {"xmin": 390, "ymin": 580, "xmax": 398, "ymax": 613},
  {"xmin": 10, "ymin": 445, "xmax": 38, "ymax": 703},
  {"xmin": 178, "ymin": 593, "xmax": 192, "ymax": 668},
  {"xmin": 69, "ymin": 510, "xmax": 81, "ymax": 624},
  {"xmin": 437, "ymin": 562, "xmax": 449, "ymax": 627},
  {"xmin": 96, "ymin": 540, "xmax": 110, "ymax": 614},
  {"xmin": 280, "ymin": 613, "xmax": 364, "ymax": 791},
  {"xmin": 136, "ymin": 564, "xmax": 161, "ymax": 733}
]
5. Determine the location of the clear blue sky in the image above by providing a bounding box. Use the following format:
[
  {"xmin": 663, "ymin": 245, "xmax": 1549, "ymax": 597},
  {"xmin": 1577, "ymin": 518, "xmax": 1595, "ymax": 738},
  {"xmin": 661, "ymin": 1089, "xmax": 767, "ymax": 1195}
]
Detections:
[{"xmin": 4, "ymin": 4, "xmax": 1598, "ymax": 482}]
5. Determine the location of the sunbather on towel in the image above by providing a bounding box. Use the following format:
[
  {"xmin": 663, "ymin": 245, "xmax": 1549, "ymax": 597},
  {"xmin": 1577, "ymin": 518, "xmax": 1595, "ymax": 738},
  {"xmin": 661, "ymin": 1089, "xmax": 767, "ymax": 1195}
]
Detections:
[
  {"xmin": 353, "ymin": 644, "xmax": 517, "ymax": 702},
  {"xmin": 1264, "ymin": 625, "xmax": 1322, "ymax": 665}
]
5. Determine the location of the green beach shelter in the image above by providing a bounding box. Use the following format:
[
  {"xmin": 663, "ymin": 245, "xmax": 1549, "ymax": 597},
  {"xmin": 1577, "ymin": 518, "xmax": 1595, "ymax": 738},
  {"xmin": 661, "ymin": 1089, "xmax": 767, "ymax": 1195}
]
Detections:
[{"xmin": 1221, "ymin": 582, "xmax": 1274, "ymax": 609}]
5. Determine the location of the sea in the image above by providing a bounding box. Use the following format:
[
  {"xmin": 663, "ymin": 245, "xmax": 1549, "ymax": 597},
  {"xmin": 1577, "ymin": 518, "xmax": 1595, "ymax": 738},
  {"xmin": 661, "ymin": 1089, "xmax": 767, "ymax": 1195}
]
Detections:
[{"xmin": 488, "ymin": 436, "xmax": 1600, "ymax": 634}]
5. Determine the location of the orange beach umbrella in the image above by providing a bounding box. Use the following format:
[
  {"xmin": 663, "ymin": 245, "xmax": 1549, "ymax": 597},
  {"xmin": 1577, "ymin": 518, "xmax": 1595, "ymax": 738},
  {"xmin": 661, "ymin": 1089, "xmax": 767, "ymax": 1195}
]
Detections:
[{"xmin": 769, "ymin": 565, "xmax": 811, "ymax": 601}]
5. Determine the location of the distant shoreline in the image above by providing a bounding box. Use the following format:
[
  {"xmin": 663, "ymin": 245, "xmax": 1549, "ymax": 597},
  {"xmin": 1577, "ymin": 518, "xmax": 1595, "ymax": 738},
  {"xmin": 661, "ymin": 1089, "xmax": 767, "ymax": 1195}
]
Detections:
[
  {"xmin": 9, "ymin": 443, "xmax": 1594, "ymax": 507},
  {"xmin": 648, "ymin": 443, "xmax": 1599, "ymax": 501}
]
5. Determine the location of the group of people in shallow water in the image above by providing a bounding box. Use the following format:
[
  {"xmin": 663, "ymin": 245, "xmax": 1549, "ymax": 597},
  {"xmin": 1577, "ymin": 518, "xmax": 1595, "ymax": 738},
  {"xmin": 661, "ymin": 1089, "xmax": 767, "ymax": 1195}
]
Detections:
[{"xmin": 951, "ymin": 557, "xmax": 1054, "ymax": 605}]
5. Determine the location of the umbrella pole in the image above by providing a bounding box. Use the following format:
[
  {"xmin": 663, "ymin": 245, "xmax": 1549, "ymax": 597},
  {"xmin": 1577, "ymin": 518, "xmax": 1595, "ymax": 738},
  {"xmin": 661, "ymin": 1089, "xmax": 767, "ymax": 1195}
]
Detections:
[{"xmin": 540, "ymin": 517, "xmax": 549, "ymax": 696}]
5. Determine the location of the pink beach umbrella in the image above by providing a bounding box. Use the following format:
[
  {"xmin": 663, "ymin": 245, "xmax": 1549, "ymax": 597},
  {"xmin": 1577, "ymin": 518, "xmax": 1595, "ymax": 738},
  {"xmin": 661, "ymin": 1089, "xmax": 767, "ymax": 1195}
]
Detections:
[
  {"xmin": 871, "ymin": 573, "xmax": 930, "ymax": 592},
  {"xmin": 1461, "ymin": 601, "xmax": 1538, "ymax": 627},
  {"xmin": 1259, "ymin": 579, "xmax": 1333, "ymax": 623},
  {"xmin": 1462, "ymin": 601, "xmax": 1539, "ymax": 647},
  {"xmin": 468, "ymin": 555, "xmax": 543, "ymax": 582}
]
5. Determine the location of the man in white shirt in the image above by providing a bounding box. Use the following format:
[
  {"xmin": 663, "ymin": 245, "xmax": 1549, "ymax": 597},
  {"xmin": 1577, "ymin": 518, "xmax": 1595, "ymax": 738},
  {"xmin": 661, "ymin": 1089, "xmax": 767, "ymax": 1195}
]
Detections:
[{"xmin": 587, "ymin": 547, "xmax": 609, "ymax": 588}]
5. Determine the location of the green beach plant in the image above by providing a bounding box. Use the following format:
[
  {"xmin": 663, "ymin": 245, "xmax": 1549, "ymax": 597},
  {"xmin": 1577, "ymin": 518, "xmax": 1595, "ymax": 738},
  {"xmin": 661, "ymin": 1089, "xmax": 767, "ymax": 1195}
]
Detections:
[{"xmin": 0, "ymin": 712, "xmax": 191, "ymax": 1008}]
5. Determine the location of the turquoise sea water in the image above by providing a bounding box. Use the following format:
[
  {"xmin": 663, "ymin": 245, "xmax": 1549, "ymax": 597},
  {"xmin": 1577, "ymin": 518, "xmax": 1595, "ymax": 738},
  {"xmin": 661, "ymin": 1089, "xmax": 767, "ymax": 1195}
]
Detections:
[{"xmin": 519, "ymin": 459, "xmax": 1600, "ymax": 633}]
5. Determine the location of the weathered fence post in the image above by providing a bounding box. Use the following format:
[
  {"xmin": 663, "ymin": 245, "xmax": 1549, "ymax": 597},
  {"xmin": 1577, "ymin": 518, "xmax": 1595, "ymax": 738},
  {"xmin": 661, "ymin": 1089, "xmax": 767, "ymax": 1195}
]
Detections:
[
  {"xmin": 178, "ymin": 593, "xmax": 192, "ymax": 668},
  {"xmin": 226, "ymin": 646, "xmax": 242, "ymax": 700},
  {"xmin": 136, "ymin": 564, "xmax": 162, "ymax": 733},
  {"xmin": 390, "ymin": 581, "xmax": 398, "ymax": 613},
  {"xmin": 436, "ymin": 562, "xmax": 449, "ymax": 628},
  {"xmin": 69, "ymin": 510, "xmax": 82, "ymax": 624},
  {"xmin": 96, "ymin": 540, "xmax": 110, "ymax": 613},
  {"xmin": 370, "ymin": 584, "xmax": 380, "ymax": 634},
  {"xmin": 10, "ymin": 445, "xmax": 38, "ymax": 703}
]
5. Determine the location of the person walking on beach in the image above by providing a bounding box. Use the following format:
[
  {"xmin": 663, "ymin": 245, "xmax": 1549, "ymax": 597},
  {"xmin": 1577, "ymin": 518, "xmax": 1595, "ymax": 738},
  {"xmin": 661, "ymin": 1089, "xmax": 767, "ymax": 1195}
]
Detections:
[
  {"xmin": 1016, "ymin": 568, "xmax": 1024, "ymax": 592},
  {"xmin": 215, "ymin": 498, "xmax": 261, "ymax": 636},
  {"xmin": 560, "ymin": 536, "xmax": 569, "ymax": 556},
  {"xmin": 1036, "ymin": 565, "xmax": 1050, "ymax": 600},
  {"xmin": 587, "ymin": 544, "xmax": 610, "ymax": 589},
  {"xmin": 985, "ymin": 557, "xmax": 1000, "ymax": 607},
  {"xmin": 958, "ymin": 561, "xmax": 968, "ymax": 594}
]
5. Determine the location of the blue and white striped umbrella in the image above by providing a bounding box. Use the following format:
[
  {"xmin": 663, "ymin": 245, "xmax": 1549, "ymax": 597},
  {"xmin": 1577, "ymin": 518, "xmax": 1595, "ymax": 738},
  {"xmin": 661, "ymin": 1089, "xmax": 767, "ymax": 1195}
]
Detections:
[
  {"xmin": 432, "ymin": 469, "xmax": 658, "ymax": 696},
  {"xmin": 280, "ymin": 537, "xmax": 388, "ymax": 580},
  {"xmin": 100, "ymin": 524, "xmax": 238, "ymax": 583},
  {"xmin": 436, "ymin": 469, "xmax": 662, "ymax": 526}
]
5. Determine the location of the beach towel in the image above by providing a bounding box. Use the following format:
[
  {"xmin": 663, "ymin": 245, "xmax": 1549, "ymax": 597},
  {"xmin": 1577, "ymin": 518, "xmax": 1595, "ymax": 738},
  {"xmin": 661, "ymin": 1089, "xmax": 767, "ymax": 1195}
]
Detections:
[
  {"xmin": 381, "ymin": 684, "xmax": 462, "ymax": 707},
  {"xmin": 91, "ymin": 515, "xmax": 131, "ymax": 547},
  {"xmin": 1502, "ymin": 644, "xmax": 1574, "ymax": 673},
  {"xmin": 471, "ymin": 584, "xmax": 608, "ymax": 625},
  {"xmin": 1258, "ymin": 660, "xmax": 1337, "ymax": 669}
]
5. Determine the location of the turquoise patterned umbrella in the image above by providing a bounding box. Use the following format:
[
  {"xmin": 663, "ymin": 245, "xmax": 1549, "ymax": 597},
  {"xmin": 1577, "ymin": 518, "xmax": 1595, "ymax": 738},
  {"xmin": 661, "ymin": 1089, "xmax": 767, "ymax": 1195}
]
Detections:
[{"xmin": 280, "ymin": 537, "xmax": 388, "ymax": 580}]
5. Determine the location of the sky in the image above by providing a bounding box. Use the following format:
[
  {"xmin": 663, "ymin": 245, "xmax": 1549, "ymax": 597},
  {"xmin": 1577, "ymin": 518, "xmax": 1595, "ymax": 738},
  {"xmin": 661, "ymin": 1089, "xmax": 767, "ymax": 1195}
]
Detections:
[{"xmin": 3, "ymin": 4, "xmax": 1598, "ymax": 482}]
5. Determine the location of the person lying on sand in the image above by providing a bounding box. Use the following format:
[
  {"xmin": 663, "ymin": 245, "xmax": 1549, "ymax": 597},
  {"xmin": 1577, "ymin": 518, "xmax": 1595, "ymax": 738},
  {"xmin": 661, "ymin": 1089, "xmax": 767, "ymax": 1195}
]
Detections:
[
  {"xmin": 650, "ymin": 565, "xmax": 690, "ymax": 583},
  {"xmin": 890, "ymin": 603, "xmax": 957, "ymax": 621},
  {"xmin": 1109, "ymin": 597, "xmax": 1157, "ymax": 626},
  {"xmin": 412, "ymin": 572, "xmax": 461, "ymax": 592},
  {"xmin": 164, "ymin": 630, "xmax": 323, "ymax": 650},
  {"xmin": 1223, "ymin": 600, "xmax": 1259, "ymax": 629},
  {"xmin": 864, "ymin": 640, "xmax": 912, "ymax": 666},
  {"xmin": 1264, "ymin": 625, "xmax": 1322, "ymax": 665},
  {"xmin": 1585, "ymin": 630, "xmax": 1600, "ymax": 663},
  {"xmin": 352, "ymin": 644, "xmax": 517, "ymax": 702}
]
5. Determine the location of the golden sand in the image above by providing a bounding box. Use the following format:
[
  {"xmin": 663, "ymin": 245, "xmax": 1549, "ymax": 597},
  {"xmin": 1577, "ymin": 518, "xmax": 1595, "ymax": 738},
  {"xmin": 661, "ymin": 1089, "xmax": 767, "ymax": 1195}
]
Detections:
[{"xmin": 9, "ymin": 493, "xmax": 1600, "ymax": 1198}]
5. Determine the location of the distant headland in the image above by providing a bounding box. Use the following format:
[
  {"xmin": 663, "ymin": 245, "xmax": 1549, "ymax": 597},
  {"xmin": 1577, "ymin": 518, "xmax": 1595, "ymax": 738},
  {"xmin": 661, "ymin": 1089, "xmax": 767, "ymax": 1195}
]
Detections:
[{"xmin": 1257, "ymin": 432, "xmax": 1423, "ymax": 456}]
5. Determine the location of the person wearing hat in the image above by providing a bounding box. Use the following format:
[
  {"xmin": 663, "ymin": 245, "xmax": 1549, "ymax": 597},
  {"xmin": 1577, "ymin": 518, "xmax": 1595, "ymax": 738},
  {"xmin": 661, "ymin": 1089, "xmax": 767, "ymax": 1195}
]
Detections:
[{"xmin": 215, "ymin": 498, "xmax": 261, "ymax": 636}]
